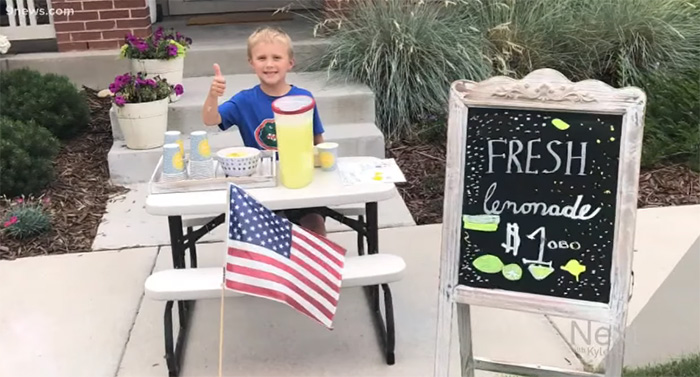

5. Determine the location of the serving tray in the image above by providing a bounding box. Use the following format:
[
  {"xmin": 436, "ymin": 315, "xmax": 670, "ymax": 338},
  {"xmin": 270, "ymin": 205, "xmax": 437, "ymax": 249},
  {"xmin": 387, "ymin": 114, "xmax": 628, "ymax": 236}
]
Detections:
[{"xmin": 148, "ymin": 150, "xmax": 278, "ymax": 194}]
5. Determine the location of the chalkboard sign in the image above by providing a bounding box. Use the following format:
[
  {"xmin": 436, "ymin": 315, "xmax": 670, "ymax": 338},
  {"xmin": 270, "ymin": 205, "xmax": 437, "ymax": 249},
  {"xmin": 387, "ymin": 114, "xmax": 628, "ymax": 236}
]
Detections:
[
  {"xmin": 459, "ymin": 107, "xmax": 623, "ymax": 304},
  {"xmin": 434, "ymin": 69, "xmax": 647, "ymax": 377}
]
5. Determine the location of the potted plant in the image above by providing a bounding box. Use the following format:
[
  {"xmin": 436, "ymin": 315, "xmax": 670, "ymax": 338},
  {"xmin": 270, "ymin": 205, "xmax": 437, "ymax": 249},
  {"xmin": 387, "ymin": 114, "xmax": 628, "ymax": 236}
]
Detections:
[
  {"xmin": 119, "ymin": 27, "xmax": 192, "ymax": 101},
  {"xmin": 110, "ymin": 72, "xmax": 184, "ymax": 150}
]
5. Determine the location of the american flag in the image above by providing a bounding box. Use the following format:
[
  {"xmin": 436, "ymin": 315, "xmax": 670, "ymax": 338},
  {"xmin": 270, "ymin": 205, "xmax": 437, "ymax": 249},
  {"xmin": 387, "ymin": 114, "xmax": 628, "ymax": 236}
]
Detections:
[{"xmin": 223, "ymin": 183, "xmax": 348, "ymax": 329}]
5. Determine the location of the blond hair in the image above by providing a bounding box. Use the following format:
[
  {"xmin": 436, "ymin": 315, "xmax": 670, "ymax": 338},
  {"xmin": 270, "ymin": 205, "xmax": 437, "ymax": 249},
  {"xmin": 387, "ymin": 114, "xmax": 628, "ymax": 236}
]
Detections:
[{"xmin": 247, "ymin": 26, "xmax": 294, "ymax": 60}]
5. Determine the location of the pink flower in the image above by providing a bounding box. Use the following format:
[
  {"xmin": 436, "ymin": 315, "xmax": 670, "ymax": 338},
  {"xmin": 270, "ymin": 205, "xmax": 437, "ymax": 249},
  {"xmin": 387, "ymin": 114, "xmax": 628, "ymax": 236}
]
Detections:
[
  {"xmin": 174, "ymin": 84, "xmax": 184, "ymax": 96},
  {"xmin": 16, "ymin": 198, "xmax": 23, "ymax": 204},
  {"xmin": 114, "ymin": 96, "xmax": 126, "ymax": 106},
  {"xmin": 4, "ymin": 216, "xmax": 17, "ymax": 228}
]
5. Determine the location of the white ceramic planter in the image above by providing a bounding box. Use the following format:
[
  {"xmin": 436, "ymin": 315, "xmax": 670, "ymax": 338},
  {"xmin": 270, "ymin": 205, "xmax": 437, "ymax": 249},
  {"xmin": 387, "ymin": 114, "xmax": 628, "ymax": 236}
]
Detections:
[
  {"xmin": 130, "ymin": 56, "xmax": 184, "ymax": 102},
  {"xmin": 115, "ymin": 98, "xmax": 169, "ymax": 150}
]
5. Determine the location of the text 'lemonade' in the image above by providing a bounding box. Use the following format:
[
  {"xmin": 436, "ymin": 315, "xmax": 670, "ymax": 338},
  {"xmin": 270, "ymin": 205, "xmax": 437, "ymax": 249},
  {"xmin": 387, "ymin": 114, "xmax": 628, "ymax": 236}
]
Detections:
[{"xmin": 272, "ymin": 95, "xmax": 315, "ymax": 189}]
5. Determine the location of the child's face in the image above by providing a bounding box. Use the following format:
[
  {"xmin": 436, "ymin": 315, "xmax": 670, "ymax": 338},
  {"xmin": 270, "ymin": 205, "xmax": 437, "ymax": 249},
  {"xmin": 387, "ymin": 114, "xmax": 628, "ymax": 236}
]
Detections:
[{"xmin": 248, "ymin": 41, "xmax": 294, "ymax": 87}]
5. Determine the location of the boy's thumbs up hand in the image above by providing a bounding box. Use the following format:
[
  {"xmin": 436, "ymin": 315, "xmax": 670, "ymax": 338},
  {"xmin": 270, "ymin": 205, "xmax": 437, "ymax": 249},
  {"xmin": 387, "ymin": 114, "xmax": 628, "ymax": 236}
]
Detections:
[{"xmin": 209, "ymin": 63, "xmax": 226, "ymax": 97}]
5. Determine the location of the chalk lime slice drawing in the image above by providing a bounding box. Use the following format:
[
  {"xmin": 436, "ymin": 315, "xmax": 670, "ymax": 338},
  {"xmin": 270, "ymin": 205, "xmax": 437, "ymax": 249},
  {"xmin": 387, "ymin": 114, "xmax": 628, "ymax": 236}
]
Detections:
[
  {"xmin": 472, "ymin": 254, "xmax": 504, "ymax": 274},
  {"xmin": 552, "ymin": 118, "xmax": 570, "ymax": 130},
  {"xmin": 561, "ymin": 259, "xmax": 586, "ymax": 282},
  {"xmin": 502, "ymin": 263, "xmax": 523, "ymax": 281},
  {"xmin": 462, "ymin": 214, "xmax": 500, "ymax": 232},
  {"xmin": 528, "ymin": 264, "xmax": 554, "ymax": 280}
]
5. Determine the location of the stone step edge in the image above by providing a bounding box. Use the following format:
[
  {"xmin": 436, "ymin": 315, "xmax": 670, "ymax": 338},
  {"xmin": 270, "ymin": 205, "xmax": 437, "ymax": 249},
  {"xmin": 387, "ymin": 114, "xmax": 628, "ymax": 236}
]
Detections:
[{"xmin": 110, "ymin": 122, "xmax": 385, "ymax": 153}]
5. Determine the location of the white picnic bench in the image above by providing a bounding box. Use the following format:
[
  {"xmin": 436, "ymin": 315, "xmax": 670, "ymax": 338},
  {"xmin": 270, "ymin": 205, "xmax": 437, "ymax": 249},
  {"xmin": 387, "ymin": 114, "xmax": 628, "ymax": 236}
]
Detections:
[{"xmin": 143, "ymin": 156, "xmax": 407, "ymax": 377}]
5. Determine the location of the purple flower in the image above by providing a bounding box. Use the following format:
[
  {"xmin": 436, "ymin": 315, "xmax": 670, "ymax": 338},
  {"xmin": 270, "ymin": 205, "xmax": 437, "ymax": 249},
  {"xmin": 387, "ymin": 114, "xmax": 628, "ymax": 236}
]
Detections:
[
  {"xmin": 167, "ymin": 44, "xmax": 178, "ymax": 56},
  {"xmin": 114, "ymin": 96, "xmax": 126, "ymax": 106},
  {"xmin": 136, "ymin": 41, "xmax": 148, "ymax": 52},
  {"xmin": 115, "ymin": 73, "xmax": 132, "ymax": 85},
  {"xmin": 136, "ymin": 78, "xmax": 149, "ymax": 87},
  {"xmin": 146, "ymin": 79, "xmax": 157, "ymax": 88},
  {"xmin": 174, "ymin": 84, "xmax": 184, "ymax": 96}
]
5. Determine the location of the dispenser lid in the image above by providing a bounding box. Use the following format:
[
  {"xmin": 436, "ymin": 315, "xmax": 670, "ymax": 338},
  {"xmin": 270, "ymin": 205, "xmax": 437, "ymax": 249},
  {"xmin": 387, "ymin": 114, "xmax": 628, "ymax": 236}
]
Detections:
[{"xmin": 271, "ymin": 95, "xmax": 315, "ymax": 115}]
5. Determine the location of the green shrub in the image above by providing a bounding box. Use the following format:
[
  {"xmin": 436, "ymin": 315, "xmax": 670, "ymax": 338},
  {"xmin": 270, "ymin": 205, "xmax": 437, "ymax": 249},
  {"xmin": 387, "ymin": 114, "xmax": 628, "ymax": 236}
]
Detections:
[
  {"xmin": 638, "ymin": 68, "xmax": 700, "ymax": 169},
  {"xmin": 0, "ymin": 68, "xmax": 90, "ymax": 140},
  {"xmin": 0, "ymin": 117, "xmax": 61, "ymax": 198},
  {"xmin": 308, "ymin": 0, "xmax": 492, "ymax": 140},
  {"xmin": 1, "ymin": 196, "xmax": 52, "ymax": 240},
  {"xmin": 454, "ymin": 0, "xmax": 700, "ymax": 86},
  {"xmin": 311, "ymin": 0, "xmax": 700, "ymax": 142}
]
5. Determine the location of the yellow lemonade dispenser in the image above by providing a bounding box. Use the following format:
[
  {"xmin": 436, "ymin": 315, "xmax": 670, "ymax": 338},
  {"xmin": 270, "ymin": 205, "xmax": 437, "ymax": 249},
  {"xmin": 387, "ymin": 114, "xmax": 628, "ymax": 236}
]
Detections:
[{"xmin": 272, "ymin": 95, "xmax": 315, "ymax": 189}]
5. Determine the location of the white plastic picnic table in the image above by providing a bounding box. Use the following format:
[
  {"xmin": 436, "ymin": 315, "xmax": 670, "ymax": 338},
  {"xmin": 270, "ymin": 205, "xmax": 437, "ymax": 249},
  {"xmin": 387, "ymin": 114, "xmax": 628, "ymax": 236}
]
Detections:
[
  {"xmin": 145, "ymin": 156, "xmax": 397, "ymax": 215},
  {"xmin": 143, "ymin": 156, "xmax": 405, "ymax": 377}
]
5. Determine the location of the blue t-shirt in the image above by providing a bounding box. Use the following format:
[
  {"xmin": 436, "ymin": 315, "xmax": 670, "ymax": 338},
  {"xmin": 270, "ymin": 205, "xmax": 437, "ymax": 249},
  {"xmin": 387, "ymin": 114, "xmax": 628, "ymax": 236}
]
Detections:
[{"xmin": 217, "ymin": 84, "xmax": 324, "ymax": 150}]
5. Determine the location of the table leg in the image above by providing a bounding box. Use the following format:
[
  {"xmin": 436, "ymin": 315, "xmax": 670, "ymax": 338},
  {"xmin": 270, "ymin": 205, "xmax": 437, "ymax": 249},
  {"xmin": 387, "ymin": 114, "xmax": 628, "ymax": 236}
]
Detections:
[
  {"xmin": 164, "ymin": 216, "xmax": 196, "ymax": 377},
  {"xmin": 364, "ymin": 202, "xmax": 396, "ymax": 365}
]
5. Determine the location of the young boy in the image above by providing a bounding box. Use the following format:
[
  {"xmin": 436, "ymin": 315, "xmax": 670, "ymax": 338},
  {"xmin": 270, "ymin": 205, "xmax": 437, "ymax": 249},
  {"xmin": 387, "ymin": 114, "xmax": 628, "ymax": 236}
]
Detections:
[{"xmin": 201, "ymin": 26, "xmax": 328, "ymax": 236}]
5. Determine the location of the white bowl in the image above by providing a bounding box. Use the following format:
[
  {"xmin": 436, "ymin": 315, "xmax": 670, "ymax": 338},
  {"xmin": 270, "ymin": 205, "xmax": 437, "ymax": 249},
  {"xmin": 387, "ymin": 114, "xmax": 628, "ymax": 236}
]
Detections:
[{"xmin": 215, "ymin": 147, "xmax": 261, "ymax": 177}]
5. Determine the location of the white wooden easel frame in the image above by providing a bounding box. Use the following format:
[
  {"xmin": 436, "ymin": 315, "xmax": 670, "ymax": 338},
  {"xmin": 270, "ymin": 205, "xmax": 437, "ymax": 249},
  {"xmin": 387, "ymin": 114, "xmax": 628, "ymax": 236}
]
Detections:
[{"xmin": 434, "ymin": 68, "xmax": 646, "ymax": 377}]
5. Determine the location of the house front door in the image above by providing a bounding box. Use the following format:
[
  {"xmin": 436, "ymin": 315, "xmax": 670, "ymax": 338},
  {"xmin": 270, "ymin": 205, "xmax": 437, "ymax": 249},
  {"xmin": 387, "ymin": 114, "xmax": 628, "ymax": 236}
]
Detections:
[{"xmin": 167, "ymin": 0, "xmax": 323, "ymax": 15}]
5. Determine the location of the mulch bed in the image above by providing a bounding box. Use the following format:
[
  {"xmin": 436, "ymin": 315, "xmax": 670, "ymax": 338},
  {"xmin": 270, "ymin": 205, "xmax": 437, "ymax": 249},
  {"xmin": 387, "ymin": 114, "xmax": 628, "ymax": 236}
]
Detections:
[
  {"xmin": 0, "ymin": 87, "xmax": 128, "ymax": 260},
  {"xmin": 1, "ymin": 93, "xmax": 698, "ymax": 260},
  {"xmin": 386, "ymin": 129, "xmax": 700, "ymax": 225}
]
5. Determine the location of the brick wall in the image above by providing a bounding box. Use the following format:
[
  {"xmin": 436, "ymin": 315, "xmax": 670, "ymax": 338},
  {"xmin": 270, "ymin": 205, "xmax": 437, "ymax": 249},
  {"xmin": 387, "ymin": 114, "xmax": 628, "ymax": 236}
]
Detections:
[{"xmin": 52, "ymin": 0, "xmax": 152, "ymax": 52}]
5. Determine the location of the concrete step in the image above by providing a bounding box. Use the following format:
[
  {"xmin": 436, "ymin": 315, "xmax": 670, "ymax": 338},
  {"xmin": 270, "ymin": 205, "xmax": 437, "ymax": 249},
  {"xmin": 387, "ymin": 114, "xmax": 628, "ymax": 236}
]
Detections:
[
  {"xmin": 0, "ymin": 39, "xmax": 329, "ymax": 90},
  {"xmin": 108, "ymin": 122, "xmax": 385, "ymax": 185},
  {"xmin": 109, "ymin": 71, "xmax": 375, "ymax": 140}
]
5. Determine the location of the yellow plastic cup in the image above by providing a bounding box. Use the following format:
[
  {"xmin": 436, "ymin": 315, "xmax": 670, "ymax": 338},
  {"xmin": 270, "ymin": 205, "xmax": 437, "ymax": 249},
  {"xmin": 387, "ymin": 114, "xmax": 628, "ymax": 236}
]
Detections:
[{"xmin": 272, "ymin": 95, "xmax": 315, "ymax": 189}]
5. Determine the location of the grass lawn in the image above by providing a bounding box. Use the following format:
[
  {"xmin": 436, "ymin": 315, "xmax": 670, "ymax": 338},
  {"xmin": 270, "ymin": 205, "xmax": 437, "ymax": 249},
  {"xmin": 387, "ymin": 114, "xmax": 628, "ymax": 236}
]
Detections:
[{"xmin": 623, "ymin": 353, "xmax": 700, "ymax": 376}]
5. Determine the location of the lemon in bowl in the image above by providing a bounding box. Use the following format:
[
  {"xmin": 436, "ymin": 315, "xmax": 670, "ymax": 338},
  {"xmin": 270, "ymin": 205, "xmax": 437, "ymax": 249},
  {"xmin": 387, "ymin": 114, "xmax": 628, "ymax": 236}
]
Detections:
[{"xmin": 215, "ymin": 147, "xmax": 261, "ymax": 177}]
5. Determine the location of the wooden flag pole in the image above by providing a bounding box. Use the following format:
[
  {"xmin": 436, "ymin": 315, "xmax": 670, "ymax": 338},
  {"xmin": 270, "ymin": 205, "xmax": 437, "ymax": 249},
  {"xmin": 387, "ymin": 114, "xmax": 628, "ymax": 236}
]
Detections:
[{"xmin": 219, "ymin": 267, "xmax": 225, "ymax": 377}]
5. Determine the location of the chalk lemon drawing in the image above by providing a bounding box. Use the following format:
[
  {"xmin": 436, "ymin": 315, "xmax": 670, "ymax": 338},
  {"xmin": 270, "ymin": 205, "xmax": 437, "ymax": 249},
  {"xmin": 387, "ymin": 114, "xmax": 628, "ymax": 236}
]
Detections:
[
  {"xmin": 527, "ymin": 264, "xmax": 554, "ymax": 280},
  {"xmin": 561, "ymin": 259, "xmax": 586, "ymax": 282},
  {"xmin": 462, "ymin": 214, "xmax": 500, "ymax": 232},
  {"xmin": 552, "ymin": 118, "xmax": 570, "ymax": 130},
  {"xmin": 172, "ymin": 151, "xmax": 184, "ymax": 171},
  {"xmin": 502, "ymin": 263, "xmax": 523, "ymax": 281},
  {"xmin": 473, "ymin": 254, "xmax": 504, "ymax": 274},
  {"xmin": 198, "ymin": 139, "xmax": 211, "ymax": 158}
]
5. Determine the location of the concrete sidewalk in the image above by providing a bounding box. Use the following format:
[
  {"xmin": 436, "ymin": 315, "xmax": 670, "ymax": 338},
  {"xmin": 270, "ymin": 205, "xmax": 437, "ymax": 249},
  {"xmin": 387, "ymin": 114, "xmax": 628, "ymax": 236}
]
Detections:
[
  {"xmin": 1, "ymin": 205, "xmax": 698, "ymax": 377},
  {"xmin": 2, "ymin": 224, "xmax": 581, "ymax": 377}
]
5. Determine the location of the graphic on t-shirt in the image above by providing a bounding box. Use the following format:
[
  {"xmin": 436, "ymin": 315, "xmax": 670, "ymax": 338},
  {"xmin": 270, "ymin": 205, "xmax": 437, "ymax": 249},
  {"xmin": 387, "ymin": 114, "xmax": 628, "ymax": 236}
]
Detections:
[{"xmin": 254, "ymin": 119, "xmax": 277, "ymax": 149}]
